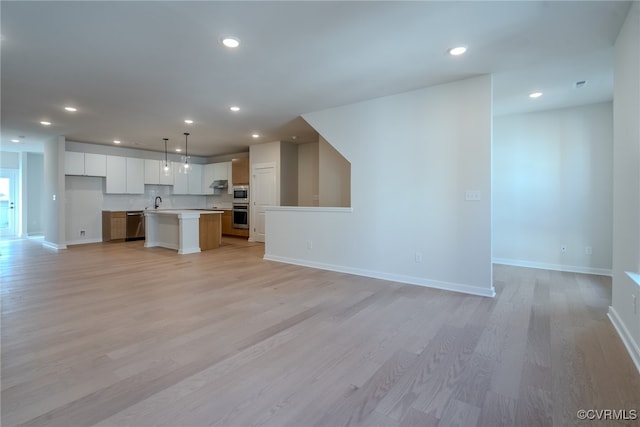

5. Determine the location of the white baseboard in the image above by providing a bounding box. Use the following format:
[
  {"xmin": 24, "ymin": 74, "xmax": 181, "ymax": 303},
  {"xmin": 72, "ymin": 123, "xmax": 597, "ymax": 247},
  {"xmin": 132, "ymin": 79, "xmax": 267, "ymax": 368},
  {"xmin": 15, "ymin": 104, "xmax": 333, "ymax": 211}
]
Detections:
[
  {"xmin": 608, "ymin": 306, "xmax": 640, "ymax": 374},
  {"xmin": 493, "ymin": 258, "xmax": 612, "ymax": 277},
  {"xmin": 42, "ymin": 241, "xmax": 67, "ymax": 250},
  {"xmin": 264, "ymin": 254, "xmax": 495, "ymax": 298},
  {"xmin": 65, "ymin": 238, "xmax": 103, "ymax": 246}
]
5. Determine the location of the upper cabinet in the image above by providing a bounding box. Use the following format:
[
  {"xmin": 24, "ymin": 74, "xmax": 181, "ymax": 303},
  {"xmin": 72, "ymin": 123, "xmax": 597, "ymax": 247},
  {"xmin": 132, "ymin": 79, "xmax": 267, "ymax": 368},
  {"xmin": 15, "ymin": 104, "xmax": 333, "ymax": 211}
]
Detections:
[
  {"xmin": 232, "ymin": 158, "xmax": 250, "ymax": 185},
  {"xmin": 172, "ymin": 162, "xmax": 203, "ymax": 195},
  {"xmin": 203, "ymin": 162, "xmax": 232, "ymax": 194},
  {"xmin": 144, "ymin": 159, "xmax": 174, "ymax": 185},
  {"xmin": 65, "ymin": 152, "xmax": 107, "ymax": 177},
  {"xmin": 106, "ymin": 156, "xmax": 144, "ymax": 194}
]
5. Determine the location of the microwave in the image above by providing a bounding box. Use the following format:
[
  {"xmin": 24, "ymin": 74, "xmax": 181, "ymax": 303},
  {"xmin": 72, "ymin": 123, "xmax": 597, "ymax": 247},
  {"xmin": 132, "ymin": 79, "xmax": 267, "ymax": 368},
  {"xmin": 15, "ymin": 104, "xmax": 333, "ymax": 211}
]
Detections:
[{"xmin": 233, "ymin": 185, "xmax": 249, "ymax": 203}]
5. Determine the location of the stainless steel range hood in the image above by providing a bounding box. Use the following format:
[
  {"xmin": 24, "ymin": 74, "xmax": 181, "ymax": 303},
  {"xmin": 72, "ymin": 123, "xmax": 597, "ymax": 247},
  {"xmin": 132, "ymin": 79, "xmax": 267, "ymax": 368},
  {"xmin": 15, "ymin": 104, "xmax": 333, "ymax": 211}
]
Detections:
[{"xmin": 210, "ymin": 180, "xmax": 228, "ymax": 194}]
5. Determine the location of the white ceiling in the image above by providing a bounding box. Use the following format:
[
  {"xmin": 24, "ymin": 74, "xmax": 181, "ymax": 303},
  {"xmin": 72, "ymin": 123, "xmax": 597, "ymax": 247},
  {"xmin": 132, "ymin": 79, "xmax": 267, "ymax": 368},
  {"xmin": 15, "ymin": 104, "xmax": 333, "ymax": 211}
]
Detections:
[{"xmin": 0, "ymin": 1, "xmax": 630, "ymax": 156}]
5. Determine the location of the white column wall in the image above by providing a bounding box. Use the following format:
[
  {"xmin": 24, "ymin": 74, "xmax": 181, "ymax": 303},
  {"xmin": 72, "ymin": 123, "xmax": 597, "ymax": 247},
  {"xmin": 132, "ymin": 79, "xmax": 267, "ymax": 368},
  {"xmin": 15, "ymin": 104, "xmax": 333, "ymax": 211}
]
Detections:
[{"xmin": 265, "ymin": 75, "xmax": 493, "ymax": 296}]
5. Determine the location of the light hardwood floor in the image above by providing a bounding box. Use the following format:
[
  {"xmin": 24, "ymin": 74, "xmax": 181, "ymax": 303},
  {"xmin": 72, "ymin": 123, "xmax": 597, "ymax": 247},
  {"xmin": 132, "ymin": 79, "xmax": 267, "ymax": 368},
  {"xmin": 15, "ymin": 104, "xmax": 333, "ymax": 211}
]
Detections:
[{"xmin": 1, "ymin": 237, "xmax": 639, "ymax": 426}]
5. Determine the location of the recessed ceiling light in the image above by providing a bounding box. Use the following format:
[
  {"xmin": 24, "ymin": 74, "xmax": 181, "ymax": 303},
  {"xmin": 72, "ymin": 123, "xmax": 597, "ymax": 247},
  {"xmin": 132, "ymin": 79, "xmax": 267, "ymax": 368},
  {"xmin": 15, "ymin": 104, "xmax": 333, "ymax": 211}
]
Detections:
[
  {"xmin": 40, "ymin": 121, "xmax": 51, "ymax": 126},
  {"xmin": 229, "ymin": 106, "xmax": 240, "ymax": 112},
  {"xmin": 184, "ymin": 119, "xmax": 193, "ymax": 124},
  {"xmin": 64, "ymin": 106, "xmax": 77, "ymax": 112},
  {"xmin": 529, "ymin": 92, "xmax": 543, "ymax": 99},
  {"xmin": 251, "ymin": 133, "xmax": 260, "ymax": 138},
  {"xmin": 448, "ymin": 46, "xmax": 467, "ymax": 56},
  {"xmin": 11, "ymin": 139, "xmax": 20, "ymax": 143},
  {"xmin": 175, "ymin": 148, "xmax": 182, "ymax": 152},
  {"xmin": 113, "ymin": 140, "xmax": 121, "ymax": 144},
  {"xmin": 221, "ymin": 36, "xmax": 240, "ymax": 48}
]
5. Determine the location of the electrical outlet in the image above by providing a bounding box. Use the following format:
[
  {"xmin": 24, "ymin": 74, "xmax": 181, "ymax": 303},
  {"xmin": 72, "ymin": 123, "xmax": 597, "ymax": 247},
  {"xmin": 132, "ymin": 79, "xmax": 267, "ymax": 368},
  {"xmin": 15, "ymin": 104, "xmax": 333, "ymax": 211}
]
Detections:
[
  {"xmin": 561, "ymin": 245, "xmax": 567, "ymax": 253},
  {"xmin": 415, "ymin": 252, "xmax": 423, "ymax": 263},
  {"xmin": 307, "ymin": 240, "xmax": 313, "ymax": 250},
  {"xmin": 633, "ymin": 295, "xmax": 637, "ymax": 315},
  {"xmin": 80, "ymin": 229, "xmax": 86, "ymax": 237},
  {"xmin": 585, "ymin": 246, "xmax": 592, "ymax": 255}
]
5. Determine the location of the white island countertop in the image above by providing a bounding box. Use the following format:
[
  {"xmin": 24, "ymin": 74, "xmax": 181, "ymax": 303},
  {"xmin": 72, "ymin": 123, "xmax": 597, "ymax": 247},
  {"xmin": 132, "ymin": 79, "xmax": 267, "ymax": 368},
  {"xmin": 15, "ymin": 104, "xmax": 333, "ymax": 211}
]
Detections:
[{"xmin": 144, "ymin": 210, "xmax": 223, "ymax": 254}]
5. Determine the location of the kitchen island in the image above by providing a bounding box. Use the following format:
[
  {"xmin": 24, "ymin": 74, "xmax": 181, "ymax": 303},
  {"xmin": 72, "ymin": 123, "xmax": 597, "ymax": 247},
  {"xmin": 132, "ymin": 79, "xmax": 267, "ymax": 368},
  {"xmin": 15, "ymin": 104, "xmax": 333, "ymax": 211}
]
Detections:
[{"xmin": 144, "ymin": 210, "xmax": 223, "ymax": 254}]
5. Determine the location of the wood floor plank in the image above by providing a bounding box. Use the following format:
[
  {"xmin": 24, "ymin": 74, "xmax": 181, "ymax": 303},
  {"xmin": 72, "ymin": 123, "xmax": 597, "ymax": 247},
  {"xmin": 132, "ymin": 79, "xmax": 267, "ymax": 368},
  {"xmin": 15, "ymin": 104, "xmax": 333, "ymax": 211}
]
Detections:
[{"xmin": 1, "ymin": 239, "xmax": 639, "ymax": 427}]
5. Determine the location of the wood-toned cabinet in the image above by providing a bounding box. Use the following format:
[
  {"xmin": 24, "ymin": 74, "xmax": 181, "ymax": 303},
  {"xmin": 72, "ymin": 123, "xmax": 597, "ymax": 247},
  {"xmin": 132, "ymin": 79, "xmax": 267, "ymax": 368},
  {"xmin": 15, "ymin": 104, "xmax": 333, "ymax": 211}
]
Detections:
[
  {"xmin": 102, "ymin": 211, "xmax": 126, "ymax": 241},
  {"xmin": 221, "ymin": 210, "xmax": 233, "ymax": 235},
  {"xmin": 199, "ymin": 214, "xmax": 222, "ymax": 250},
  {"xmin": 232, "ymin": 158, "xmax": 249, "ymax": 185}
]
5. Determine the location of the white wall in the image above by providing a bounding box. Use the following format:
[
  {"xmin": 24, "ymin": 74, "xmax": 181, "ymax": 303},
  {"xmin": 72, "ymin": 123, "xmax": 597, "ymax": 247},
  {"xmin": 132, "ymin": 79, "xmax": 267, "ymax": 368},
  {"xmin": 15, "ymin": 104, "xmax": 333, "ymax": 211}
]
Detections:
[
  {"xmin": 265, "ymin": 75, "xmax": 494, "ymax": 296},
  {"xmin": 319, "ymin": 136, "xmax": 351, "ymax": 207},
  {"xmin": 280, "ymin": 142, "xmax": 299, "ymax": 206},
  {"xmin": 298, "ymin": 142, "xmax": 319, "ymax": 206},
  {"xmin": 610, "ymin": 1, "xmax": 640, "ymax": 372},
  {"xmin": 25, "ymin": 153, "xmax": 44, "ymax": 235},
  {"xmin": 493, "ymin": 102, "xmax": 613, "ymax": 275},
  {"xmin": 43, "ymin": 136, "xmax": 66, "ymax": 249},
  {"xmin": 1, "ymin": 152, "xmax": 19, "ymax": 169}
]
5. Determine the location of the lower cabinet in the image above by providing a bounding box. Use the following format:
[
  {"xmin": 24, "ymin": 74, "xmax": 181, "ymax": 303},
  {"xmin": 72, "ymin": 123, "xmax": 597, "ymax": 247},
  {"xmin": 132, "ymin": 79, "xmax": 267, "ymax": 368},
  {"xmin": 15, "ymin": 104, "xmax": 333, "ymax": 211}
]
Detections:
[{"xmin": 102, "ymin": 211, "xmax": 126, "ymax": 241}]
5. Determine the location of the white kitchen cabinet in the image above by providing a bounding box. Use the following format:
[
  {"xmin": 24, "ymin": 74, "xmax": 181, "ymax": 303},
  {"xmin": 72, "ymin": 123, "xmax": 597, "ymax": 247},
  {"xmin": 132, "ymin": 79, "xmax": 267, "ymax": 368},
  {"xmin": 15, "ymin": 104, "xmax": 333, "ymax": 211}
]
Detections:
[
  {"xmin": 188, "ymin": 164, "xmax": 203, "ymax": 195},
  {"xmin": 144, "ymin": 159, "xmax": 160, "ymax": 184},
  {"xmin": 85, "ymin": 153, "xmax": 107, "ymax": 176},
  {"xmin": 159, "ymin": 162, "xmax": 173, "ymax": 185},
  {"xmin": 65, "ymin": 152, "xmax": 85, "ymax": 175},
  {"xmin": 202, "ymin": 164, "xmax": 216, "ymax": 195},
  {"xmin": 126, "ymin": 158, "xmax": 145, "ymax": 194},
  {"xmin": 172, "ymin": 161, "xmax": 189, "ymax": 194},
  {"xmin": 65, "ymin": 152, "xmax": 107, "ymax": 177},
  {"xmin": 106, "ymin": 156, "xmax": 144, "ymax": 194},
  {"xmin": 106, "ymin": 155, "xmax": 127, "ymax": 193},
  {"xmin": 201, "ymin": 162, "xmax": 232, "ymax": 195}
]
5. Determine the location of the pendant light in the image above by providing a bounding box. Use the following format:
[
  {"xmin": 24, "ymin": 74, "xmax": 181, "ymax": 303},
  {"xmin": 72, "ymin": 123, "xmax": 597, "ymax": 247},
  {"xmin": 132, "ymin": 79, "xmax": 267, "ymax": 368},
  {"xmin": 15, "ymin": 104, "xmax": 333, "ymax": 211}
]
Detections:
[
  {"xmin": 162, "ymin": 138, "xmax": 170, "ymax": 176},
  {"xmin": 180, "ymin": 132, "xmax": 190, "ymax": 174}
]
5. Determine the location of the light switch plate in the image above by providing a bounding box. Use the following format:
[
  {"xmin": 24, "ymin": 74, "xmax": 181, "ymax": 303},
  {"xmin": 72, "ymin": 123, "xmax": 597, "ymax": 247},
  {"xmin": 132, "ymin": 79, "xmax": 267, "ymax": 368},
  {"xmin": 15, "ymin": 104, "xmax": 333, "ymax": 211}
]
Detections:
[{"xmin": 465, "ymin": 190, "xmax": 481, "ymax": 201}]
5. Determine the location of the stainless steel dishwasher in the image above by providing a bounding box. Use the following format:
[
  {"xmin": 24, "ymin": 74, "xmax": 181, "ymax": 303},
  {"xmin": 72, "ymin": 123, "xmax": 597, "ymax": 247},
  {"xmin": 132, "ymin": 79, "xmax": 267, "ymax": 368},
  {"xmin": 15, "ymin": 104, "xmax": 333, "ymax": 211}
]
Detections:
[{"xmin": 125, "ymin": 211, "xmax": 145, "ymax": 241}]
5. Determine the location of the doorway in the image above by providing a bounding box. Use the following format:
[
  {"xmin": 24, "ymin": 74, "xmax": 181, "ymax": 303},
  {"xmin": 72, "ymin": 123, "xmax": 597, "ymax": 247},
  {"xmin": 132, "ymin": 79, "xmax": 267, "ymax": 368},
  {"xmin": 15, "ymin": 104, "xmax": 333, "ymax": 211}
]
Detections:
[
  {"xmin": 251, "ymin": 162, "xmax": 276, "ymax": 243},
  {"xmin": 0, "ymin": 169, "xmax": 19, "ymax": 238}
]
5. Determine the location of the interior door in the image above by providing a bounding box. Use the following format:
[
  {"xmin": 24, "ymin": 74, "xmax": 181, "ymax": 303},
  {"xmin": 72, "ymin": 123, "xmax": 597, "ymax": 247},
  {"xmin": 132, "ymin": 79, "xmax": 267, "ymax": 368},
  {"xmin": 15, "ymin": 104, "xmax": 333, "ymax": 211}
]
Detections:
[
  {"xmin": 0, "ymin": 169, "xmax": 19, "ymax": 238},
  {"xmin": 251, "ymin": 162, "xmax": 276, "ymax": 243}
]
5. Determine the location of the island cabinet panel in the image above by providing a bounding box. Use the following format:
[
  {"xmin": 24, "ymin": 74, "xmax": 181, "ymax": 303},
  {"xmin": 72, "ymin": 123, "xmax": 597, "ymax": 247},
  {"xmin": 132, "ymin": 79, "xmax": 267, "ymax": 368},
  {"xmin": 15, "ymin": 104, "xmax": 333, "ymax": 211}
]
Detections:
[
  {"xmin": 221, "ymin": 210, "xmax": 233, "ymax": 235},
  {"xmin": 102, "ymin": 211, "xmax": 126, "ymax": 241},
  {"xmin": 199, "ymin": 214, "xmax": 222, "ymax": 250}
]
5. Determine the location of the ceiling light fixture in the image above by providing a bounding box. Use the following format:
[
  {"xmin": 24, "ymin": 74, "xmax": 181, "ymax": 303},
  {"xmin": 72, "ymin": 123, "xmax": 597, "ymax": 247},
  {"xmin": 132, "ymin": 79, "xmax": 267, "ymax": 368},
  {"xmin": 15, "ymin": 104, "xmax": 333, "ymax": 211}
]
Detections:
[
  {"xmin": 64, "ymin": 106, "xmax": 77, "ymax": 112},
  {"xmin": 40, "ymin": 121, "xmax": 51, "ymax": 126},
  {"xmin": 175, "ymin": 148, "xmax": 182, "ymax": 152},
  {"xmin": 184, "ymin": 119, "xmax": 193, "ymax": 124},
  {"xmin": 529, "ymin": 91, "xmax": 543, "ymax": 99},
  {"xmin": 448, "ymin": 46, "xmax": 467, "ymax": 56},
  {"xmin": 11, "ymin": 139, "xmax": 20, "ymax": 143},
  {"xmin": 251, "ymin": 133, "xmax": 260, "ymax": 138},
  {"xmin": 229, "ymin": 106, "xmax": 240, "ymax": 112},
  {"xmin": 113, "ymin": 140, "xmax": 121, "ymax": 144},
  {"xmin": 163, "ymin": 138, "xmax": 170, "ymax": 175},
  {"xmin": 179, "ymin": 132, "xmax": 190, "ymax": 174},
  {"xmin": 221, "ymin": 36, "xmax": 240, "ymax": 48}
]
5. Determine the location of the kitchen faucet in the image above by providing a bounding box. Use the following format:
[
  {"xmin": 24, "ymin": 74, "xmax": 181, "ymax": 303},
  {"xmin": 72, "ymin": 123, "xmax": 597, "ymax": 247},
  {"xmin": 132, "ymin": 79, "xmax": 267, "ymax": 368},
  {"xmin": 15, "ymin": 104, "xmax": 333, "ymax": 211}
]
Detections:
[{"xmin": 154, "ymin": 196, "xmax": 162, "ymax": 209}]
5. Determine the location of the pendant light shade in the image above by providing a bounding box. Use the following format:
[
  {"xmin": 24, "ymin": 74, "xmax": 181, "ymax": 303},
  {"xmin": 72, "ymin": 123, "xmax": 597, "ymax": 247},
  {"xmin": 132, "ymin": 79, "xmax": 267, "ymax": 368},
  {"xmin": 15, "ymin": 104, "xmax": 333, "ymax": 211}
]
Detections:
[{"xmin": 162, "ymin": 138, "xmax": 170, "ymax": 176}]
